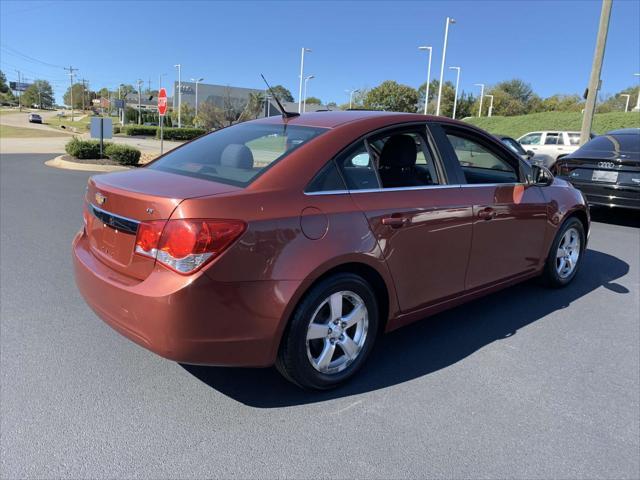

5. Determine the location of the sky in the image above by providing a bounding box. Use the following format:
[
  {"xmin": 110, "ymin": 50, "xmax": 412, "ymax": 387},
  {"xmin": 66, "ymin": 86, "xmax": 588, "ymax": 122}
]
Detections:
[{"xmin": 1, "ymin": 0, "xmax": 639, "ymax": 105}]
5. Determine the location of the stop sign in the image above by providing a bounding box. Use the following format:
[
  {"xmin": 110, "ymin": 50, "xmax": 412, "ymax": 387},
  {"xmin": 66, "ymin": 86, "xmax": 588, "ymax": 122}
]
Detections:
[{"xmin": 158, "ymin": 88, "xmax": 167, "ymax": 116}]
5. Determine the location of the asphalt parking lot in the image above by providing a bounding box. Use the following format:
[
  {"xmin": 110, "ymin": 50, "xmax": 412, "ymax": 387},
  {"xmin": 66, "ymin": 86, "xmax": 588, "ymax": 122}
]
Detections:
[{"xmin": 1, "ymin": 153, "xmax": 639, "ymax": 479}]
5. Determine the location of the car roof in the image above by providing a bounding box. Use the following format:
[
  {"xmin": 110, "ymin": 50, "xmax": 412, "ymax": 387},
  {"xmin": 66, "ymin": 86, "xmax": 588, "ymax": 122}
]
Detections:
[
  {"xmin": 606, "ymin": 128, "xmax": 640, "ymax": 135},
  {"xmin": 254, "ymin": 110, "xmax": 459, "ymax": 129}
]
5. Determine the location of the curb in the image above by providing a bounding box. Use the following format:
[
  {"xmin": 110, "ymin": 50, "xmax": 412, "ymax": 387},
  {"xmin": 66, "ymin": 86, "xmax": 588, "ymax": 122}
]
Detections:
[{"xmin": 44, "ymin": 155, "xmax": 131, "ymax": 172}]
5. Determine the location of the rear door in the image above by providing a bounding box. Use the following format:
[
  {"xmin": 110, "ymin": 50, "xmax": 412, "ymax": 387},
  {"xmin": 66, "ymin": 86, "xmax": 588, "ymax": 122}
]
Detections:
[
  {"xmin": 436, "ymin": 124, "xmax": 549, "ymax": 290},
  {"xmin": 338, "ymin": 125, "xmax": 473, "ymax": 313}
]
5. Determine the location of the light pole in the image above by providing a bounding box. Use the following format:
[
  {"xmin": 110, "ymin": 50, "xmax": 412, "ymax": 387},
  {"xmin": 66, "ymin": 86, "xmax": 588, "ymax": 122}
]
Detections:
[
  {"xmin": 620, "ymin": 94, "xmax": 631, "ymax": 112},
  {"xmin": 191, "ymin": 77, "xmax": 204, "ymax": 118},
  {"xmin": 485, "ymin": 94, "xmax": 494, "ymax": 117},
  {"xmin": 158, "ymin": 73, "xmax": 166, "ymax": 91},
  {"xmin": 436, "ymin": 17, "xmax": 455, "ymax": 116},
  {"xmin": 298, "ymin": 47, "xmax": 312, "ymax": 113},
  {"xmin": 174, "ymin": 64, "xmax": 182, "ymax": 127},
  {"xmin": 137, "ymin": 79, "xmax": 143, "ymax": 125},
  {"xmin": 118, "ymin": 84, "xmax": 124, "ymax": 125},
  {"xmin": 634, "ymin": 73, "xmax": 640, "ymax": 111},
  {"xmin": 345, "ymin": 89, "xmax": 359, "ymax": 109},
  {"xmin": 418, "ymin": 46, "xmax": 433, "ymax": 114},
  {"xmin": 474, "ymin": 83, "xmax": 485, "ymax": 117},
  {"xmin": 449, "ymin": 66, "xmax": 461, "ymax": 119},
  {"xmin": 303, "ymin": 74, "xmax": 315, "ymax": 113}
]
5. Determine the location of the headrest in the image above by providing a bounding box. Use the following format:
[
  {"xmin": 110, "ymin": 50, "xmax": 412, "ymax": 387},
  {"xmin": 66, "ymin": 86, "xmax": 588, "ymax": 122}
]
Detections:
[
  {"xmin": 220, "ymin": 144, "xmax": 254, "ymax": 169},
  {"xmin": 379, "ymin": 135, "xmax": 417, "ymax": 169}
]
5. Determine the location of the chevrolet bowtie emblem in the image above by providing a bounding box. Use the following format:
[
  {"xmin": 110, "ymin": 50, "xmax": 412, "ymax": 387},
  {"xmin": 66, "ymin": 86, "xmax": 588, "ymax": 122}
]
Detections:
[{"xmin": 95, "ymin": 192, "xmax": 107, "ymax": 205}]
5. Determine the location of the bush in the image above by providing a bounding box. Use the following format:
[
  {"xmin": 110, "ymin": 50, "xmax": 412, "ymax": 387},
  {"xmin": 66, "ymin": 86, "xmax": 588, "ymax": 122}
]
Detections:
[
  {"xmin": 159, "ymin": 127, "xmax": 206, "ymax": 141},
  {"xmin": 123, "ymin": 125, "xmax": 158, "ymax": 136},
  {"xmin": 104, "ymin": 144, "xmax": 141, "ymax": 166},
  {"xmin": 65, "ymin": 137, "xmax": 111, "ymax": 159},
  {"xmin": 112, "ymin": 125, "xmax": 121, "ymax": 134}
]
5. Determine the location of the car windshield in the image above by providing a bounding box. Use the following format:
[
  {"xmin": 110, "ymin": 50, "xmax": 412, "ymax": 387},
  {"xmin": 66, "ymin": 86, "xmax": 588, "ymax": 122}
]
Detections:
[
  {"xmin": 578, "ymin": 134, "xmax": 640, "ymax": 154},
  {"xmin": 148, "ymin": 123, "xmax": 328, "ymax": 186}
]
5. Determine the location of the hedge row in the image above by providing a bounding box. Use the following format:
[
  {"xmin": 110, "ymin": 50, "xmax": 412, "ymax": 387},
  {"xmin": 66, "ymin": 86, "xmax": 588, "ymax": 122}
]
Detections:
[
  {"xmin": 65, "ymin": 138, "xmax": 141, "ymax": 166},
  {"xmin": 158, "ymin": 127, "xmax": 206, "ymax": 141},
  {"xmin": 124, "ymin": 125, "xmax": 158, "ymax": 136}
]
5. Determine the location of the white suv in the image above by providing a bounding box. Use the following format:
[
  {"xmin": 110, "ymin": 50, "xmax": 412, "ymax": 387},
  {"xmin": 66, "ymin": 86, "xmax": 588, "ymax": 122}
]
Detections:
[{"xmin": 518, "ymin": 131, "xmax": 585, "ymax": 169}]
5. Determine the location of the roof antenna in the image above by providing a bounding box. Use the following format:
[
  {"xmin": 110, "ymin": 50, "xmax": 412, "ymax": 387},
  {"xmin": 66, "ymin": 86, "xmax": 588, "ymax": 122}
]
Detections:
[{"xmin": 260, "ymin": 74, "xmax": 299, "ymax": 119}]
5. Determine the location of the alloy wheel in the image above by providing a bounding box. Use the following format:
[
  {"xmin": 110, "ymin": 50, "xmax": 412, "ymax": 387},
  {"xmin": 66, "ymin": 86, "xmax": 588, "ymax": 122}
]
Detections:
[{"xmin": 556, "ymin": 227, "xmax": 581, "ymax": 278}]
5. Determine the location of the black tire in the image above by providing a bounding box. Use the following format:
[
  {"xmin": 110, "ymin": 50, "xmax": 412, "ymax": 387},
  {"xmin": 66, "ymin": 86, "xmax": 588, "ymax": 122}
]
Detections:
[
  {"xmin": 276, "ymin": 273, "xmax": 379, "ymax": 390},
  {"xmin": 541, "ymin": 216, "xmax": 585, "ymax": 288}
]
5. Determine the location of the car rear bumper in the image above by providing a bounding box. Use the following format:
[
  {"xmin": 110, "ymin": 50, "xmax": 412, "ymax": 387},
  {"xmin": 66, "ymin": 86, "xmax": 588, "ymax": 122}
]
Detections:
[
  {"xmin": 72, "ymin": 230, "xmax": 298, "ymax": 367},
  {"xmin": 563, "ymin": 179, "xmax": 640, "ymax": 210}
]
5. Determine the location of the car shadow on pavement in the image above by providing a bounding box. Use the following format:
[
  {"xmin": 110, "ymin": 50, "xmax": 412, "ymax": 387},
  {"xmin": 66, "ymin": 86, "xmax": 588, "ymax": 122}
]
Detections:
[
  {"xmin": 589, "ymin": 207, "xmax": 639, "ymax": 228},
  {"xmin": 181, "ymin": 249, "xmax": 629, "ymax": 408}
]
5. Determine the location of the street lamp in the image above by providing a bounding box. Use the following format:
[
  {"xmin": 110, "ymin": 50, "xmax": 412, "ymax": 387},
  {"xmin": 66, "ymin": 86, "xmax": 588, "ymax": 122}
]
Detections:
[
  {"xmin": 436, "ymin": 17, "xmax": 455, "ymax": 116},
  {"xmin": 303, "ymin": 74, "xmax": 315, "ymax": 113},
  {"xmin": 474, "ymin": 83, "xmax": 485, "ymax": 117},
  {"xmin": 345, "ymin": 88, "xmax": 359, "ymax": 109},
  {"xmin": 174, "ymin": 64, "xmax": 182, "ymax": 128},
  {"xmin": 298, "ymin": 47, "xmax": 312, "ymax": 113},
  {"xmin": 620, "ymin": 93, "xmax": 631, "ymax": 112},
  {"xmin": 191, "ymin": 77, "xmax": 204, "ymax": 118},
  {"xmin": 634, "ymin": 73, "xmax": 640, "ymax": 111},
  {"xmin": 485, "ymin": 94, "xmax": 494, "ymax": 117},
  {"xmin": 418, "ymin": 46, "xmax": 433, "ymax": 115},
  {"xmin": 137, "ymin": 79, "xmax": 144, "ymax": 125},
  {"xmin": 449, "ymin": 66, "xmax": 461, "ymax": 119}
]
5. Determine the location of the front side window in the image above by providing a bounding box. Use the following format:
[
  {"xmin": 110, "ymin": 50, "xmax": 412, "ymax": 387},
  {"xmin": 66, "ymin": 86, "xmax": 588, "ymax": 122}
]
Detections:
[
  {"xmin": 568, "ymin": 133, "xmax": 581, "ymax": 145},
  {"xmin": 519, "ymin": 133, "xmax": 542, "ymax": 145},
  {"xmin": 446, "ymin": 132, "xmax": 518, "ymax": 184},
  {"xmin": 148, "ymin": 123, "xmax": 327, "ymax": 186}
]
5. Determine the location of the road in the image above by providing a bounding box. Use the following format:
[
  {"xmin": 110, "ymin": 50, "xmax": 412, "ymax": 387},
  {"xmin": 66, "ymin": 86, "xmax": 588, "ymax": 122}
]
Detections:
[{"xmin": 1, "ymin": 153, "xmax": 639, "ymax": 479}]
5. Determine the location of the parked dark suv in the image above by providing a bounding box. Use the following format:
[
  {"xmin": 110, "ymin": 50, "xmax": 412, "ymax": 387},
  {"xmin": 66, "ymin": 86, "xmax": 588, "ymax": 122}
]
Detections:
[{"xmin": 555, "ymin": 128, "xmax": 640, "ymax": 210}]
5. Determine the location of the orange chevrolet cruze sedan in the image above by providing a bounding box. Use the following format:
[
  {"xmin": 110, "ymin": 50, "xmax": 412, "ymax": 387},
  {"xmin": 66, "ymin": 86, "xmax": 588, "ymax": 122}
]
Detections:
[{"xmin": 73, "ymin": 111, "xmax": 589, "ymax": 389}]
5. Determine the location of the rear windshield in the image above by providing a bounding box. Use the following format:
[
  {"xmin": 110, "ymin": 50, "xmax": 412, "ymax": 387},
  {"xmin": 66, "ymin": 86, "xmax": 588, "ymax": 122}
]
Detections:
[
  {"xmin": 148, "ymin": 123, "xmax": 328, "ymax": 186},
  {"xmin": 578, "ymin": 134, "xmax": 640, "ymax": 154}
]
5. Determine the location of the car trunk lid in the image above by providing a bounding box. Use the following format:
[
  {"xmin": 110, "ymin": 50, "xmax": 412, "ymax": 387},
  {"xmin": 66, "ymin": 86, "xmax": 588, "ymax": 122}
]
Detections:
[{"xmin": 85, "ymin": 168, "xmax": 240, "ymax": 280}]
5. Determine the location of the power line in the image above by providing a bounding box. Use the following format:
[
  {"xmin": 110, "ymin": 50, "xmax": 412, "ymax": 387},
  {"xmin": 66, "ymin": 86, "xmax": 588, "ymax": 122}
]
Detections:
[{"xmin": 0, "ymin": 43, "xmax": 66, "ymax": 69}]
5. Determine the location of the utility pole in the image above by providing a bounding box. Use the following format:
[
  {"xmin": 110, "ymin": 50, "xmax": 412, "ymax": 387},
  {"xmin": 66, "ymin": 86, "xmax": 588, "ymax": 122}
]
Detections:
[
  {"xmin": 81, "ymin": 78, "xmax": 88, "ymax": 112},
  {"xmin": 148, "ymin": 78, "xmax": 152, "ymax": 94},
  {"xmin": 14, "ymin": 70, "xmax": 22, "ymax": 111},
  {"xmin": 137, "ymin": 79, "xmax": 143, "ymax": 125},
  {"xmin": 580, "ymin": 0, "xmax": 612, "ymax": 145},
  {"xmin": 436, "ymin": 17, "xmax": 455, "ymax": 116},
  {"xmin": 64, "ymin": 66, "xmax": 77, "ymax": 121}
]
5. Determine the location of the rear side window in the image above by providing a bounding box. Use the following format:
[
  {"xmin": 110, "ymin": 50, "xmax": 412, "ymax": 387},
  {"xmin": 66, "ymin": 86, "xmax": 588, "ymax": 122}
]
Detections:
[
  {"xmin": 544, "ymin": 133, "xmax": 563, "ymax": 145},
  {"xmin": 306, "ymin": 161, "xmax": 346, "ymax": 192},
  {"xmin": 568, "ymin": 133, "xmax": 581, "ymax": 145},
  {"xmin": 519, "ymin": 133, "xmax": 542, "ymax": 145},
  {"xmin": 148, "ymin": 123, "xmax": 327, "ymax": 187}
]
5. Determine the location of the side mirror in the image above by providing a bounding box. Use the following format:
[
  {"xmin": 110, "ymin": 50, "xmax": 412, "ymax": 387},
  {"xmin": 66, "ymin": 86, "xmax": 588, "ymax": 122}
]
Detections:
[{"xmin": 530, "ymin": 164, "xmax": 554, "ymax": 186}]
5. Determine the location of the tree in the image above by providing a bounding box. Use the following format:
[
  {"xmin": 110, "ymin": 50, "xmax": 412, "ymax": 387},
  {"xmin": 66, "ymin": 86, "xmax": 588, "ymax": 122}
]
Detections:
[
  {"xmin": 364, "ymin": 81, "xmax": 418, "ymax": 112},
  {"xmin": 0, "ymin": 70, "xmax": 9, "ymax": 93},
  {"xmin": 63, "ymin": 83, "xmax": 87, "ymax": 109},
  {"xmin": 596, "ymin": 86, "xmax": 638, "ymax": 113},
  {"xmin": 170, "ymin": 103, "xmax": 195, "ymax": 127},
  {"xmin": 304, "ymin": 96, "xmax": 321, "ymax": 105},
  {"xmin": 269, "ymin": 85, "xmax": 294, "ymax": 102},
  {"xmin": 243, "ymin": 91, "xmax": 265, "ymax": 120},
  {"xmin": 21, "ymin": 80, "xmax": 54, "ymax": 109},
  {"xmin": 195, "ymin": 101, "xmax": 225, "ymax": 130},
  {"xmin": 486, "ymin": 79, "xmax": 538, "ymax": 116}
]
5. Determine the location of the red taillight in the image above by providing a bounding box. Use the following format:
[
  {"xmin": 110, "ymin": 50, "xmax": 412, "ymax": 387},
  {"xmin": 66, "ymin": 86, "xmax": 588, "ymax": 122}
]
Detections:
[{"xmin": 134, "ymin": 219, "xmax": 245, "ymax": 274}]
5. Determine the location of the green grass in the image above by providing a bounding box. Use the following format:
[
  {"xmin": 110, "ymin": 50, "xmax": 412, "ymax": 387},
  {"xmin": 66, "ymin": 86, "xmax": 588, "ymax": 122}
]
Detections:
[
  {"xmin": 0, "ymin": 109, "xmax": 22, "ymax": 116},
  {"xmin": 45, "ymin": 114, "xmax": 93, "ymax": 131},
  {"xmin": 246, "ymin": 136, "xmax": 287, "ymax": 152},
  {"xmin": 0, "ymin": 124, "xmax": 70, "ymax": 138},
  {"xmin": 463, "ymin": 111, "xmax": 640, "ymax": 138}
]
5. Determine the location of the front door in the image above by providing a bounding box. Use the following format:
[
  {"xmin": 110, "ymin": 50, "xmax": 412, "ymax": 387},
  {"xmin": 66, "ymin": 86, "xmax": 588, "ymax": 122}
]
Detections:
[{"xmin": 440, "ymin": 126, "xmax": 549, "ymax": 290}]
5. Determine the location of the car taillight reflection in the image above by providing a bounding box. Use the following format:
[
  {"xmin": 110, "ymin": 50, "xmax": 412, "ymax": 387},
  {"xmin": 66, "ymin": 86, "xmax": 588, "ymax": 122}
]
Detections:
[{"xmin": 135, "ymin": 219, "xmax": 246, "ymax": 274}]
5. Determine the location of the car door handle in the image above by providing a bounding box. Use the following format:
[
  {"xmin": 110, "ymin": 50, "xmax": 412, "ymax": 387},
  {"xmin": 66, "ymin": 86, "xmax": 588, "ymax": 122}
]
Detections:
[
  {"xmin": 478, "ymin": 207, "xmax": 497, "ymax": 220},
  {"xmin": 382, "ymin": 216, "xmax": 409, "ymax": 228}
]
